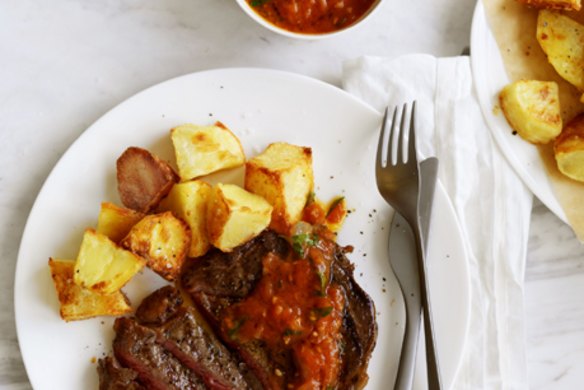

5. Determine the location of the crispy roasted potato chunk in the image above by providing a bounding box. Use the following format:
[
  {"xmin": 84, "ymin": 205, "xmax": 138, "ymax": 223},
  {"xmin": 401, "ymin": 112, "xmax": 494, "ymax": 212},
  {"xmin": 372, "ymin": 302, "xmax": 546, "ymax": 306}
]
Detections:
[
  {"xmin": 121, "ymin": 212, "xmax": 190, "ymax": 281},
  {"xmin": 537, "ymin": 10, "xmax": 584, "ymax": 91},
  {"xmin": 207, "ymin": 183, "xmax": 273, "ymax": 252},
  {"xmin": 517, "ymin": 0, "xmax": 580, "ymax": 11},
  {"xmin": 117, "ymin": 146, "xmax": 179, "ymax": 213},
  {"xmin": 74, "ymin": 229, "xmax": 146, "ymax": 294},
  {"xmin": 49, "ymin": 258, "xmax": 132, "ymax": 321},
  {"xmin": 96, "ymin": 202, "xmax": 145, "ymax": 243},
  {"xmin": 171, "ymin": 122, "xmax": 245, "ymax": 181},
  {"xmin": 158, "ymin": 180, "xmax": 212, "ymax": 258},
  {"xmin": 499, "ymin": 80, "xmax": 562, "ymax": 144},
  {"xmin": 245, "ymin": 142, "xmax": 313, "ymax": 235},
  {"xmin": 554, "ymin": 113, "xmax": 584, "ymax": 182}
]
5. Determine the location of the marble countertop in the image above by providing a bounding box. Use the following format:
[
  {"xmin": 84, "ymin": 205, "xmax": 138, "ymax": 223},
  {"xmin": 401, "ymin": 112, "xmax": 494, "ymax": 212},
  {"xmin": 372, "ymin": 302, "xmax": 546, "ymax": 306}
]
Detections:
[{"xmin": 1, "ymin": 0, "xmax": 583, "ymax": 389}]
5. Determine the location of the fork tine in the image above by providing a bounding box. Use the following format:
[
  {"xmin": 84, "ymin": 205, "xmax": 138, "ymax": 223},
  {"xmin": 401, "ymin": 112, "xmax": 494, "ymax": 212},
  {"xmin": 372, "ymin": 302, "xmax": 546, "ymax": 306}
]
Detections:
[
  {"xmin": 397, "ymin": 103, "xmax": 408, "ymax": 164},
  {"xmin": 407, "ymin": 101, "xmax": 417, "ymax": 164},
  {"xmin": 376, "ymin": 107, "xmax": 390, "ymax": 169},
  {"xmin": 388, "ymin": 106, "xmax": 399, "ymax": 166}
]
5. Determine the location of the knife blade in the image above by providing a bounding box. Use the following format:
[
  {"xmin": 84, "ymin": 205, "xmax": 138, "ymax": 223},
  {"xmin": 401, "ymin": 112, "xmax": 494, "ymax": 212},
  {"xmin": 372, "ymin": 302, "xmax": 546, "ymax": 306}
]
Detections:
[
  {"xmin": 418, "ymin": 157, "xmax": 439, "ymax": 254},
  {"xmin": 417, "ymin": 156, "xmax": 442, "ymax": 390}
]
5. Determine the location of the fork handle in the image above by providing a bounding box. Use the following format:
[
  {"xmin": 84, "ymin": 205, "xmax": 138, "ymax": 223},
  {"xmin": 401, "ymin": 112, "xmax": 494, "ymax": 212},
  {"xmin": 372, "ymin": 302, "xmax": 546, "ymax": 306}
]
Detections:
[{"xmin": 394, "ymin": 287, "xmax": 422, "ymax": 390}]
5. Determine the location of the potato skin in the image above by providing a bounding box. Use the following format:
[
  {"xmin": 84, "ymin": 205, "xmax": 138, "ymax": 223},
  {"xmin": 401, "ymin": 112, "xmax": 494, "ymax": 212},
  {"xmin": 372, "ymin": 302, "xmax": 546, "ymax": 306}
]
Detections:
[
  {"xmin": 244, "ymin": 142, "xmax": 313, "ymax": 235},
  {"xmin": 499, "ymin": 80, "xmax": 562, "ymax": 144},
  {"xmin": 121, "ymin": 211, "xmax": 191, "ymax": 281},
  {"xmin": 116, "ymin": 147, "xmax": 179, "ymax": 213},
  {"xmin": 49, "ymin": 258, "xmax": 132, "ymax": 321},
  {"xmin": 554, "ymin": 113, "xmax": 584, "ymax": 182},
  {"xmin": 206, "ymin": 183, "xmax": 273, "ymax": 252}
]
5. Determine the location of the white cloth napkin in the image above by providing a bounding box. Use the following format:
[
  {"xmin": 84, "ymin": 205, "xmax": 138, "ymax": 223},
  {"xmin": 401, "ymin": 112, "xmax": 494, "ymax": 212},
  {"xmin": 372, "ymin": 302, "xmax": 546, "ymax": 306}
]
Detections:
[{"xmin": 342, "ymin": 54, "xmax": 532, "ymax": 389}]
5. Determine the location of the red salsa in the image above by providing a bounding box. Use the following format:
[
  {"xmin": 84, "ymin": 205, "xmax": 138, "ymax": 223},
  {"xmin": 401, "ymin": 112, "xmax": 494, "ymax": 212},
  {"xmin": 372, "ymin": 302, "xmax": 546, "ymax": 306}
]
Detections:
[
  {"xmin": 221, "ymin": 227, "xmax": 345, "ymax": 388},
  {"xmin": 302, "ymin": 195, "xmax": 347, "ymax": 231},
  {"xmin": 248, "ymin": 0, "xmax": 377, "ymax": 34}
]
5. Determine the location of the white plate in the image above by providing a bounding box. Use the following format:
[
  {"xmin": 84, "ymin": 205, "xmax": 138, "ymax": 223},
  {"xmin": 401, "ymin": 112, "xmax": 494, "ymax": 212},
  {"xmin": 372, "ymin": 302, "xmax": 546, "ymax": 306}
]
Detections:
[
  {"xmin": 470, "ymin": 1, "xmax": 567, "ymax": 222},
  {"xmin": 14, "ymin": 68, "xmax": 470, "ymax": 389}
]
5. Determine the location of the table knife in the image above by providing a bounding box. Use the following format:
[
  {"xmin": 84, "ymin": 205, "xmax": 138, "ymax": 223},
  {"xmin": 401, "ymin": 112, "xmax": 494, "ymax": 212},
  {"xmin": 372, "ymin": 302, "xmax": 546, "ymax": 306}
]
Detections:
[{"xmin": 389, "ymin": 157, "xmax": 440, "ymax": 390}]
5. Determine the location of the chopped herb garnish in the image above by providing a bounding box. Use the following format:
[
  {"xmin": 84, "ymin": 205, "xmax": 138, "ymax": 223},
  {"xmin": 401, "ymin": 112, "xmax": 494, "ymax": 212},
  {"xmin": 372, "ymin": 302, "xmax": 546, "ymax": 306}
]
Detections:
[
  {"xmin": 283, "ymin": 328, "xmax": 303, "ymax": 337},
  {"xmin": 292, "ymin": 233, "xmax": 318, "ymax": 257},
  {"xmin": 316, "ymin": 270, "xmax": 328, "ymax": 296},
  {"xmin": 311, "ymin": 306, "xmax": 333, "ymax": 319}
]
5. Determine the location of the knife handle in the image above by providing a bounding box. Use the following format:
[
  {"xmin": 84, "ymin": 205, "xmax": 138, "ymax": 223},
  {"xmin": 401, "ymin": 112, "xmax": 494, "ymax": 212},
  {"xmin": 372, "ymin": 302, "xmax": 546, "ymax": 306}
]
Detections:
[{"xmin": 413, "ymin": 224, "xmax": 443, "ymax": 390}]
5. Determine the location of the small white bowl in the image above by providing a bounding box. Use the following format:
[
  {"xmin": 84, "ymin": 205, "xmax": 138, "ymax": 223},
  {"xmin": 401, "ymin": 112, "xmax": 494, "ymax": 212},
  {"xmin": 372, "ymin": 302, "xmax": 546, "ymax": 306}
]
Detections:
[{"xmin": 235, "ymin": 0, "xmax": 383, "ymax": 40}]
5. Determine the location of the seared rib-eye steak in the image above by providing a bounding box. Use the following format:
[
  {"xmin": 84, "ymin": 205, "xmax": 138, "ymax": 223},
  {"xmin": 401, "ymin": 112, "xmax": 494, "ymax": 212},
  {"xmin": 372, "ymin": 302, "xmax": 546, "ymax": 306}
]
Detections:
[
  {"xmin": 113, "ymin": 317, "xmax": 206, "ymax": 390},
  {"xmin": 181, "ymin": 229, "xmax": 377, "ymax": 390},
  {"xmin": 98, "ymin": 356, "xmax": 144, "ymax": 390},
  {"xmin": 100, "ymin": 229, "xmax": 377, "ymax": 390},
  {"xmin": 99, "ymin": 286, "xmax": 262, "ymax": 390}
]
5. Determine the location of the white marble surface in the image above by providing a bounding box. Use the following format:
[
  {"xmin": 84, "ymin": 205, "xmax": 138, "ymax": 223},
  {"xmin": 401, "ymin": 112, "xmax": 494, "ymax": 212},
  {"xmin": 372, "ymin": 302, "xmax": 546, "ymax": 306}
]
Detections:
[{"xmin": 1, "ymin": 0, "xmax": 583, "ymax": 389}]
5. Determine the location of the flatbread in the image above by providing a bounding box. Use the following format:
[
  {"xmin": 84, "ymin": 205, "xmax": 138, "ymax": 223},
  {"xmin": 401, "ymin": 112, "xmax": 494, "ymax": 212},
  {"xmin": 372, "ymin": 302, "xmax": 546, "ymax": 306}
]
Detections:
[{"xmin": 482, "ymin": 0, "xmax": 584, "ymax": 240}]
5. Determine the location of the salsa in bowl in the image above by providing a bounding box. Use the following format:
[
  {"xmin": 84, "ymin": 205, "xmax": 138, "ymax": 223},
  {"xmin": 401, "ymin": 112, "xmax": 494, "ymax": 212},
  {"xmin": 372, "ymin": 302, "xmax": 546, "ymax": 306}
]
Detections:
[{"xmin": 236, "ymin": 0, "xmax": 382, "ymax": 38}]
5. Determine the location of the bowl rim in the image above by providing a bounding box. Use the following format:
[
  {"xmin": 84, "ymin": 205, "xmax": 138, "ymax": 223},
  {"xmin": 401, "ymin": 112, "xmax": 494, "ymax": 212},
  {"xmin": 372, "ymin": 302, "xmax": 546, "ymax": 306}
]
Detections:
[{"xmin": 234, "ymin": 0, "xmax": 384, "ymax": 40}]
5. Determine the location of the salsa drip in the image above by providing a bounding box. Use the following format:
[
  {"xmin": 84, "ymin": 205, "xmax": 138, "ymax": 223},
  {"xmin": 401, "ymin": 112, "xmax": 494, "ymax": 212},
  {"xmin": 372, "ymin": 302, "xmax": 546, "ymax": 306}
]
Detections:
[
  {"xmin": 248, "ymin": 0, "xmax": 377, "ymax": 34},
  {"xmin": 221, "ymin": 228, "xmax": 345, "ymax": 389}
]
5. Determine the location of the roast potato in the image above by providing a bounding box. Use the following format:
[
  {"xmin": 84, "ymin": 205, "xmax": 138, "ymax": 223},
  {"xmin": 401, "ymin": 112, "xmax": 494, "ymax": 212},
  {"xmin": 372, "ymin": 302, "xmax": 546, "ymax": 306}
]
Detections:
[
  {"xmin": 537, "ymin": 10, "xmax": 584, "ymax": 91},
  {"xmin": 49, "ymin": 258, "xmax": 132, "ymax": 321},
  {"xmin": 499, "ymin": 80, "xmax": 562, "ymax": 144},
  {"xmin": 207, "ymin": 183, "xmax": 273, "ymax": 252},
  {"xmin": 554, "ymin": 113, "xmax": 584, "ymax": 182},
  {"xmin": 96, "ymin": 202, "xmax": 145, "ymax": 243},
  {"xmin": 171, "ymin": 122, "xmax": 245, "ymax": 181},
  {"xmin": 158, "ymin": 180, "xmax": 212, "ymax": 258},
  {"xmin": 245, "ymin": 142, "xmax": 313, "ymax": 235},
  {"xmin": 74, "ymin": 229, "xmax": 146, "ymax": 294},
  {"xmin": 117, "ymin": 146, "xmax": 179, "ymax": 213},
  {"xmin": 121, "ymin": 211, "xmax": 191, "ymax": 281}
]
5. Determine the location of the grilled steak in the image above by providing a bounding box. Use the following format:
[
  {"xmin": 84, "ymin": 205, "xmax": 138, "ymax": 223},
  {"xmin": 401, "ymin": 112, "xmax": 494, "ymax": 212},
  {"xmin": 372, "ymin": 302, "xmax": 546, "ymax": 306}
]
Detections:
[
  {"xmin": 181, "ymin": 229, "xmax": 377, "ymax": 390},
  {"xmin": 181, "ymin": 230, "xmax": 289, "ymax": 323},
  {"xmin": 98, "ymin": 356, "xmax": 144, "ymax": 390},
  {"xmin": 100, "ymin": 286, "xmax": 261, "ymax": 390},
  {"xmin": 331, "ymin": 244, "xmax": 378, "ymax": 389},
  {"xmin": 113, "ymin": 317, "xmax": 206, "ymax": 390},
  {"xmin": 100, "ymin": 229, "xmax": 376, "ymax": 390},
  {"xmin": 158, "ymin": 307, "xmax": 261, "ymax": 390},
  {"xmin": 134, "ymin": 285, "xmax": 184, "ymax": 326}
]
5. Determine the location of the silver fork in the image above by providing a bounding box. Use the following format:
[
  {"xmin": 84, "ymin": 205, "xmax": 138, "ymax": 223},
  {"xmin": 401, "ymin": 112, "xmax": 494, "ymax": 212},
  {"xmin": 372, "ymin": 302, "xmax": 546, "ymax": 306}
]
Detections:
[{"xmin": 376, "ymin": 102, "xmax": 442, "ymax": 390}]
